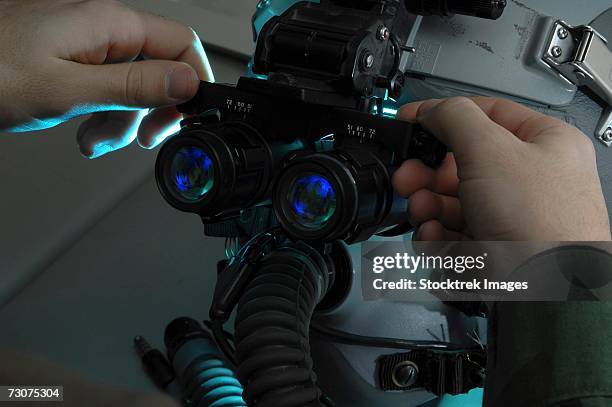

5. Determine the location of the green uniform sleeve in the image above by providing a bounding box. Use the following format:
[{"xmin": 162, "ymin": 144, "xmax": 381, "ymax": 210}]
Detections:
[{"xmin": 483, "ymin": 249, "xmax": 612, "ymax": 406}]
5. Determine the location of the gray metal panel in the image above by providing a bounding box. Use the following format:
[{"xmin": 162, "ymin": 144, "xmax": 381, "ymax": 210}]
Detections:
[
  {"xmin": 406, "ymin": 0, "xmax": 612, "ymax": 106},
  {"xmin": 402, "ymin": 7, "xmax": 612, "ymax": 225}
]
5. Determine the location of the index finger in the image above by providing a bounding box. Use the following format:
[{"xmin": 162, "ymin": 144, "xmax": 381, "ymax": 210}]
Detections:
[
  {"xmin": 62, "ymin": 1, "xmax": 214, "ymax": 81},
  {"xmin": 137, "ymin": 12, "xmax": 214, "ymax": 81},
  {"xmin": 399, "ymin": 96, "xmax": 567, "ymax": 143}
]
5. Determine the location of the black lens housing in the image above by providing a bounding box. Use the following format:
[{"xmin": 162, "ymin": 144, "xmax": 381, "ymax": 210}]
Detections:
[
  {"xmin": 156, "ymin": 120, "xmax": 273, "ymax": 219},
  {"xmin": 157, "ymin": 79, "xmax": 446, "ymax": 239},
  {"xmin": 274, "ymin": 147, "xmax": 411, "ymax": 244},
  {"xmin": 276, "ymin": 153, "xmax": 358, "ymax": 241}
]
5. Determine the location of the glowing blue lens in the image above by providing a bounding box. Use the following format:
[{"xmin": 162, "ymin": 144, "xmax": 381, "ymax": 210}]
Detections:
[
  {"xmin": 170, "ymin": 146, "xmax": 215, "ymax": 201},
  {"xmin": 288, "ymin": 174, "xmax": 337, "ymax": 229}
]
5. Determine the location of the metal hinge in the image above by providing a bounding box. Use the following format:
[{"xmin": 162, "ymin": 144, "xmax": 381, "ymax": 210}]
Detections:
[{"xmin": 542, "ymin": 20, "xmax": 612, "ymax": 146}]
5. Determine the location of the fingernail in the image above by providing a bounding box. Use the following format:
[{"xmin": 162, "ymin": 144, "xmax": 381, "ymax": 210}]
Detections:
[
  {"xmin": 137, "ymin": 138, "xmax": 152, "ymax": 149},
  {"xmin": 79, "ymin": 143, "xmax": 113, "ymax": 159},
  {"xmin": 166, "ymin": 67, "xmax": 198, "ymax": 100},
  {"xmin": 78, "ymin": 143, "xmax": 93, "ymax": 159},
  {"xmin": 137, "ymin": 136, "xmax": 158, "ymax": 150}
]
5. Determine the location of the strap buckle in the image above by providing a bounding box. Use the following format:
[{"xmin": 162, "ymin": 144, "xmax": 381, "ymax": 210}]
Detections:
[
  {"xmin": 377, "ymin": 349, "xmax": 486, "ymax": 396},
  {"xmin": 542, "ymin": 20, "xmax": 612, "ymax": 146}
]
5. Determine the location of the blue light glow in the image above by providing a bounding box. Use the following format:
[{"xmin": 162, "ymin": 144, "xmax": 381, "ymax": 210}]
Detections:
[
  {"xmin": 147, "ymin": 119, "xmax": 182, "ymax": 149},
  {"xmin": 439, "ymin": 388, "xmax": 483, "ymax": 406},
  {"xmin": 88, "ymin": 109, "xmax": 148, "ymax": 159},
  {"xmin": 5, "ymin": 104, "xmax": 144, "ymax": 133},
  {"xmin": 171, "ymin": 146, "xmax": 215, "ymax": 200},
  {"xmin": 192, "ymin": 359, "xmax": 246, "ymax": 407},
  {"xmin": 190, "ymin": 28, "xmax": 215, "ymax": 83},
  {"xmin": 382, "ymin": 107, "xmax": 398, "ymax": 117},
  {"xmin": 288, "ymin": 174, "xmax": 337, "ymax": 228},
  {"xmin": 292, "ymin": 176, "xmax": 333, "ymax": 216}
]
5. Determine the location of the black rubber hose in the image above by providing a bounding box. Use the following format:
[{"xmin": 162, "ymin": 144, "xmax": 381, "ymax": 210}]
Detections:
[{"xmin": 234, "ymin": 242, "xmax": 331, "ymax": 407}]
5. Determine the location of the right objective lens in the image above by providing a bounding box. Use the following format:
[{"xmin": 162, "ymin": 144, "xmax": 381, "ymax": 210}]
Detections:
[
  {"xmin": 274, "ymin": 150, "xmax": 403, "ymax": 243},
  {"xmin": 287, "ymin": 173, "xmax": 337, "ymax": 230}
]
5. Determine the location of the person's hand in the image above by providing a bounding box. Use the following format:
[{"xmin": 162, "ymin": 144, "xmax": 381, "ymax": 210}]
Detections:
[
  {"xmin": 0, "ymin": 0, "xmax": 214, "ymax": 158},
  {"xmin": 392, "ymin": 96, "xmax": 611, "ymax": 241}
]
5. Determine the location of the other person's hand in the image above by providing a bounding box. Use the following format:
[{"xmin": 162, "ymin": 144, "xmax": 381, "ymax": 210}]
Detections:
[
  {"xmin": 0, "ymin": 0, "xmax": 213, "ymax": 158},
  {"xmin": 393, "ymin": 97, "xmax": 611, "ymax": 241}
]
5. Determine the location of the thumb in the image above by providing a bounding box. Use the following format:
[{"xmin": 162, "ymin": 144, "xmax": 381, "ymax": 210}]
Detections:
[
  {"xmin": 70, "ymin": 60, "xmax": 200, "ymax": 109},
  {"xmin": 414, "ymin": 97, "xmax": 512, "ymax": 164}
]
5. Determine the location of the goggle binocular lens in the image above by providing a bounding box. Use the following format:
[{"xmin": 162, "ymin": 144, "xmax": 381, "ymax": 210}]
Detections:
[
  {"xmin": 170, "ymin": 146, "xmax": 215, "ymax": 201},
  {"xmin": 287, "ymin": 174, "xmax": 337, "ymax": 230}
]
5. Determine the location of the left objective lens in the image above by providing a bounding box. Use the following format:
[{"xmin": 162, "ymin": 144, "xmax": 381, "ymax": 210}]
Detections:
[
  {"xmin": 156, "ymin": 121, "xmax": 299, "ymax": 218},
  {"xmin": 170, "ymin": 146, "xmax": 215, "ymax": 201}
]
